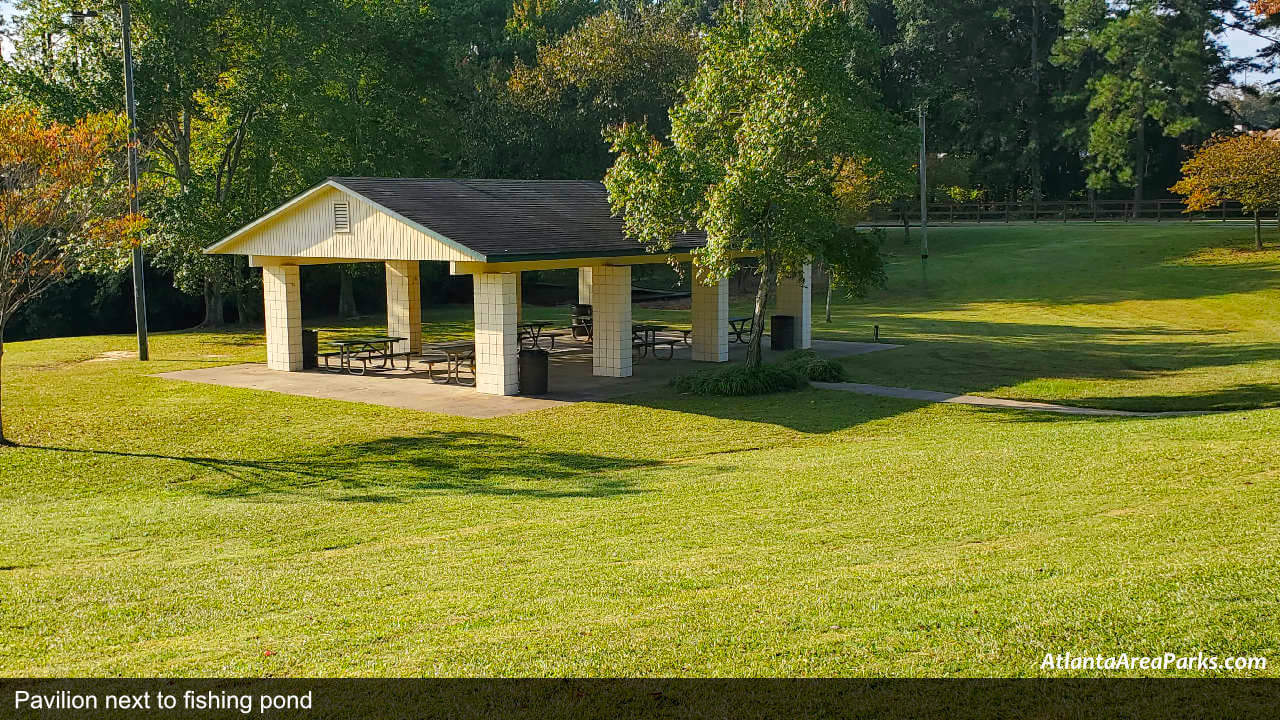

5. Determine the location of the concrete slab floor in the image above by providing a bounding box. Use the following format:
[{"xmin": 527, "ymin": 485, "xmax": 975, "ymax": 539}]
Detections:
[{"xmin": 155, "ymin": 338, "xmax": 900, "ymax": 419}]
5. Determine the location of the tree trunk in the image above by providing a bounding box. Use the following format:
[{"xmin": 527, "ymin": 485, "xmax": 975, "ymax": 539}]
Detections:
[
  {"xmin": 234, "ymin": 287, "xmax": 260, "ymax": 325},
  {"xmin": 901, "ymin": 206, "xmax": 911, "ymax": 244},
  {"xmin": 202, "ymin": 282, "xmax": 225, "ymax": 327},
  {"xmin": 1134, "ymin": 111, "xmax": 1146, "ymax": 218},
  {"xmin": 745, "ymin": 258, "xmax": 772, "ymax": 370},
  {"xmin": 233, "ymin": 259, "xmax": 261, "ymax": 324},
  {"xmin": 824, "ymin": 267, "xmax": 833, "ymax": 324},
  {"xmin": 1255, "ymin": 210, "xmax": 1263, "ymax": 251},
  {"xmin": 0, "ymin": 337, "xmax": 8, "ymax": 446},
  {"xmin": 338, "ymin": 268, "xmax": 358, "ymax": 318},
  {"xmin": 1028, "ymin": 0, "xmax": 1043, "ymax": 205}
]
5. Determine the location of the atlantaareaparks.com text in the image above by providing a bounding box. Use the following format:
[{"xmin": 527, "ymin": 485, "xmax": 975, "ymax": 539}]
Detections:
[{"xmin": 1041, "ymin": 652, "xmax": 1267, "ymax": 672}]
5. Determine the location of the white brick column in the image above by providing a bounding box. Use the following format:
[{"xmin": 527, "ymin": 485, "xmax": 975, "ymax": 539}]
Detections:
[
  {"xmin": 690, "ymin": 276, "xmax": 729, "ymax": 362},
  {"xmin": 578, "ymin": 267, "xmax": 593, "ymax": 305},
  {"xmin": 591, "ymin": 265, "xmax": 632, "ymax": 377},
  {"xmin": 775, "ymin": 263, "xmax": 812, "ymax": 349},
  {"xmin": 473, "ymin": 272, "xmax": 519, "ymax": 395},
  {"xmin": 385, "ymin": 260, "xmax": 421, "ymax": 354},
  {"xmin": 262, "ymin": 264, "xmax": 303, "ymax": 371}
]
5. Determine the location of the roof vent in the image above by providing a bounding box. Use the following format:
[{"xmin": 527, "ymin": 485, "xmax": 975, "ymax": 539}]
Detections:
[{"xmin": 333, "ymin": 202, "xmax": 350, "ymax": 233}]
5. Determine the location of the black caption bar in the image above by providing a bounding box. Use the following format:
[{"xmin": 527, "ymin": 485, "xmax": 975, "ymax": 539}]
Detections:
[{"xmin": 3, "ymin": 679, "xmax": 1279, "ymax": 719}]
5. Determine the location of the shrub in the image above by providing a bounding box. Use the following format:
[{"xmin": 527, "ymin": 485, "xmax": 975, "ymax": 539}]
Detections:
[
  {"xmin": 671, "ymin": 363, "xmax": 808, "ymax": 396},
  {"xmin": 779, "ymin": 349, "xmax": 849, "ymax": 382}
]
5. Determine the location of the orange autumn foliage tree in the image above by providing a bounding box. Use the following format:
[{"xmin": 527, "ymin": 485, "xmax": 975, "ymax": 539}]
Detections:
[
  {"xmin": 0, "ymin": 107, "xmax": 142, "ymax": 445},
  {"xmin": 1171, "ymin": 133, "xmax": 1280, "ymax": 251},
  {"xmin": 1252, "ymin": 1, "xmax": 1280, "ymax": 15}
]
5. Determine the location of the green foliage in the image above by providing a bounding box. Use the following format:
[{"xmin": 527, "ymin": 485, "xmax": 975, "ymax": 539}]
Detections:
[
  {"xmin": 670, "ymin": 362, "xmax": 808, "ymax": 396},
  {"xmin": 0, "ymin": 0, "xmax": 1256, "ymax": 339},
  {"xmin": 1052, "ymin": 0, "xmax": 1229, "ymax": 197},
  {"xmin": 606, "ymin": 1, "xmax": 912, "ymax": 367},
  {"xmin": 4, "ymin": 0, "xmax": 466, "ymax": 324},
  {"xmin": 779, "ymin": 349, "xmax": 849, "ymax": 382},
  {"xmin": 496, "ymin": 5, "xmax": 702, "ymax": 178}
]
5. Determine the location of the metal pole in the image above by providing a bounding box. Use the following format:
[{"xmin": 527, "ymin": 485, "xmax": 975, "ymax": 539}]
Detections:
[
  {"xmin": 122, "ymin": 0, "xmax": 148, "ymax": 360},
  {"xmin": 918, "ymin": 105, "xmax": 928, "ymax": 262}
]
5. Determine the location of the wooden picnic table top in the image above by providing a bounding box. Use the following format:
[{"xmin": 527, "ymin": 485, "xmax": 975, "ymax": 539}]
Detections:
[
  {"xmin": 424, "ymin": 340, "xmax": 475, "ymax": 353},
  {"xmin": 729, "ymin": 316, "xmax": 752, "ymax": 323},
  {"xmin": 519, "ymin": 320, "xmax": 553, "ymax": 327},
  {"xmin": 331, "ymin": 335, "xmax": 404, "ymax": 346}
]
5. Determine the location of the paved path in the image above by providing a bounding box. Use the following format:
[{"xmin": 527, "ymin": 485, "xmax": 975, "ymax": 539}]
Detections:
[{"xmin": 812, "ymin": 382, "xmax": 1209, "ymax": 417}]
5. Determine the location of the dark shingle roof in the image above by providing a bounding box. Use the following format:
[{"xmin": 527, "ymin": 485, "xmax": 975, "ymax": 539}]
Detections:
[{"xmin": 329, "ymin": 177, "xmax": 705, "ymax": 262}]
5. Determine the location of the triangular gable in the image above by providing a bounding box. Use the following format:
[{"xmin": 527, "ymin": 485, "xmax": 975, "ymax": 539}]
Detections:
[{"xmin": 205, "ymin": 180, "xmax": 485, "ymax": 262}]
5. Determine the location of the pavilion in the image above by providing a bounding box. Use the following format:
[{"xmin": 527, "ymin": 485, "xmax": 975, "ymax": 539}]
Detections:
[{"xmin": 205, "ymin": 177, "xmax": 813, "ymax": 396}]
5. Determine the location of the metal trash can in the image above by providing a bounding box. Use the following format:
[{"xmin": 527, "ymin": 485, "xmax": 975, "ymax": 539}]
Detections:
[
  {"xmin": 770, "ymin": 315, "xmax": 795, "ymax": 351},
  {"xmin": 518, "ymin": 348, "xmax": 549, "ymax": 395},
  {"xmin": 570, "ymin": 303, "xmax": 593, "ymax": 341},
  {"xmin": 301, "ymin": 329, "xmax": 319, "ymax": 369}
]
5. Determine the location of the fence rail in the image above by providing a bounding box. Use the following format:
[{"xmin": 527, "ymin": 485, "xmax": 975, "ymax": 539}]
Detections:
[{"xmin": 866, "ymin": 199, "xmax": 1280, "ymax": 226}]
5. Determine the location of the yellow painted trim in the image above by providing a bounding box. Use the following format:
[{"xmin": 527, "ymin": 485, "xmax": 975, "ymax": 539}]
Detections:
[
  {"xmin": 449, "ymin": 250, "xmax": 758, "ymax": 275},
  {"xmin": 249, "ymin": 255, "xmax": 375, "ymax": 268}
]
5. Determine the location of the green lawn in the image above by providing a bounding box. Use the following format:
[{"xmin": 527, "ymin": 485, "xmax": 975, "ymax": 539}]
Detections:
[
  {"xmin": 1, "ymin": 224, "xmax": 1278, "ymax": 676},
  {"xmin": 816, "ymin": 223, "xmax": 1280, "ymax": 412}
]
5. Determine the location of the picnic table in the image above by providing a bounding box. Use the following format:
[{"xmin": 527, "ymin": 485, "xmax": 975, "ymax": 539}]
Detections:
[
  {"xmin": 633, "ymin": 323, "xmax": 677, "ymax": 360},
  {"xmin": 322, "ymin": 335, "xmax": 408, "ymax": 375},
  {"xmin": 728, "ymin": 316, "xmax": 754, "ymax": 343},
  {"xmin": 518, "ymin": 321, "xmax": 565, "ymax": 350},
  {"xmin": 423, "ymin": 340, "xmax": 476, "ymax": 385}
]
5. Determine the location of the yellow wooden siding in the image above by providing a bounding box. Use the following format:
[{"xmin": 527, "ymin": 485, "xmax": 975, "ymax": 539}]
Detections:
[{"xmin": 224, "ymin": 186, "xmax": 477, "ymax": 262}]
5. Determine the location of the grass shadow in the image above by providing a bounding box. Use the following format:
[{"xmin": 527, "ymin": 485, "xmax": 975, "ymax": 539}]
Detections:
[
  {"xmin": 618, "ymin": 385, "xmax": 924, "ymax": 434},
  {"xmin": 824, "ymin": 315, "xmax": 1280, "ymax": 412},
  {"xmin": 32, "ymin": 431, "xmax": 659, "ymax": 502}
]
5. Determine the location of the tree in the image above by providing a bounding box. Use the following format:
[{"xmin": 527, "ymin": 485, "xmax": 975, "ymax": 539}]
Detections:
[
  {"xmin": 605, "ymin": 1, "xmax": 912, "ymax": 368},
  {"xmin": 0, "ymin": 107, "xmax": 140, "ymax": 444},
  {"xmin": 1171, "ymin": 132, "xmax": 1280, "ymax": 249},
  {"xmin": 1054, "ymin": 0, "xmax": 1232, "ymax": 207},
  {"xmin": 469, "ymin": 4, "xmax": 702, "ymax": 179}
]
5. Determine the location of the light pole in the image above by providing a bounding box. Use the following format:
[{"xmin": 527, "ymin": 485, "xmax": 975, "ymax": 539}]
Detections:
[
  {"xmin": 70, "ymin": 5, "xmax": 149, "ymax": 359},
  {"xmin": 120, "ymin": 0, "xmax": 149, "ymax": 360}
]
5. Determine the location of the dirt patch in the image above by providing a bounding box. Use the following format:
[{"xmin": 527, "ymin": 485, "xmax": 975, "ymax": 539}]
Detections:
[{"xmin": 84, "ymin": 351, "xmax": 135, "ymax": 363}]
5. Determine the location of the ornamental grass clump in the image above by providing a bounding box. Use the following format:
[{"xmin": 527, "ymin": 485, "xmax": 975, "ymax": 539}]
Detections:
[{"xmin": 779, "ymin": 349, "xmax": 849, "ymax": 382}]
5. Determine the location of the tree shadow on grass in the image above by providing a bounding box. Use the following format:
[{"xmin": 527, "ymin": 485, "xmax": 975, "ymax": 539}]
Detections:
[
  {"xmin": 32, "ymin": 431, "xmax": 659, "ymax": 502},
  {"xmin": 619, "ymin": 386, "xmax": 923, "ymax": 434},
  {"xmin": 823, "ymin": 317, "xmax": 1280, "ymax": 412}
]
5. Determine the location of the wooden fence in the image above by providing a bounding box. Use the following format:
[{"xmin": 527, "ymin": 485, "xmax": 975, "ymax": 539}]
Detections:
[{"xmin": 866, "ymin": 199, "xmax": 1280, "ymax": 226}]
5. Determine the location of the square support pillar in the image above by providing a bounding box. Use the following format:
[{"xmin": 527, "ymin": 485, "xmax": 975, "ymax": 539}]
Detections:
[
  {"xmin": 690, "ymin": 276, "xmax": 729, "ymax": 362},
  {"xmin": 385, "ymin": 260, "xmax": 422, "ymax": 354},
  {"xmin": 263, "ymin": 264, "xmax": 303, "ymax": 371},
  {"xmin": 591, "ymin": 265, "xmax": 632, "ymax": 377},
  {"xmin": 775, "ymin": 263, "xmax": 812, "ymax": 349},
  {"xmin": 473, "ymin": 272, "xmax": 520, "ymax": 395},
  {"xmin": 578, "ymin": 267, "xmax": 593, "ymax": 305}
]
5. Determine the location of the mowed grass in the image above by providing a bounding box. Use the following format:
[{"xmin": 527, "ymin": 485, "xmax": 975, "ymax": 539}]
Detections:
[
  {"xmin": 804, "ymin": 223, "xmax": 1280, "ymax": 412},
  {"xmin": 1, "ymin": 223, "xmax": 1279, "ymax": 676}
]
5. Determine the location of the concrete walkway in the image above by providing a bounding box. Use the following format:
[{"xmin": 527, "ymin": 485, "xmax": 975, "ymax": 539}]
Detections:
[
  {"xmin": 812, "ymin": 382, "xmax": 1208, "ymax": 418},
  {"xmin": 157, "ymin": 339, "xmax": 899, "ymax": 419}
]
